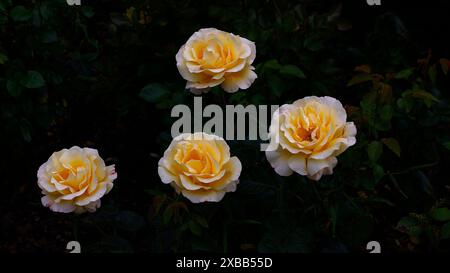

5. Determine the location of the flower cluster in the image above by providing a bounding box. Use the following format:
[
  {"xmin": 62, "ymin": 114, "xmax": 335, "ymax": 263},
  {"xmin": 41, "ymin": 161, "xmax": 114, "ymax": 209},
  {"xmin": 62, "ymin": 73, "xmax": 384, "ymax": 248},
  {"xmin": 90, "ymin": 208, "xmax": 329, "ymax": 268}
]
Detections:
[{"xmin": 38, "ymin": 28, "xmax": 357, "ymax": 213}]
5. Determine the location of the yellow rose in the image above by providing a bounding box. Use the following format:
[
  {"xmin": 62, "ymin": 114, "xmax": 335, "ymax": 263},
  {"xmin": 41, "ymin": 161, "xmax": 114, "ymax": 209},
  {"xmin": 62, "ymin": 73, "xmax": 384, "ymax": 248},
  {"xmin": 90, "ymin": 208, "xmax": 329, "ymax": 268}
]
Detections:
[
  {"xmin": 265, "ymin": 96, "xmax": 357, "ymax": 181},
  {"xmin": 158, "ymin": 132, "xmax": 242, "ymax": 203},
  {"xmin": 176, "ymin": 28, "xmax": 257, "ymax": 94},
  {"xmin": 37, "ymin": 146, "xmax": 117, "ymax": 213}
]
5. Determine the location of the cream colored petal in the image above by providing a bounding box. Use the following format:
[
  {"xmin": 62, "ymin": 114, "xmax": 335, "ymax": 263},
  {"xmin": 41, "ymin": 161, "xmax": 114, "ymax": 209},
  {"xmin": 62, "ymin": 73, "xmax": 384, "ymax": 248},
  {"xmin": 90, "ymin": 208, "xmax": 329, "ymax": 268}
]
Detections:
[
  {"xmin": 181, "ymin": 189, "xmax": 226, "ymax": 203},
  {"xmin": 306, "ymin": 157, "xmax": 338, "ymax": 181},
  {"xmin": 221, "ymin": 67, "xmax": 257, "ymax": 93},
  {"xmin": 82, "ymin": 200, "xmax": 101, "ymax": 213},
  {"xmin": 225, "ymin": 59, "xmax": 246, "ymax": 73},
  {"xmin": 37, "ymin": 166, "xmax": 57, "ymax": 193},
  {"xmin": 158, "ymin": 167, "xmax": 175, "ymax": 184},
  {"xmin": 205, "ymin": 157, "xmax": 241, "ymax": 190},
  {"xmin": 288, "ymin": 153, "xmax": 307, "ymax": 175},
  {"xmin": 187, "ymin": 77, "xmax": 224, "ymax": 90},
  {"xmin": 196, "ymin": 169, "xmax": 226, "ymax": 183},
  {"xmin": 180, "ymin": 175, "xmax": 203, "ymax": 191},
  {"xmin": 75, "ymin": 182, "xmax": 108, "ymax": 206},
  {"xmin": 320, "ymin": 96, "xmax": 347, "ymax": 126},
  {"xmin": 240, "ymin": 37, "xmax": 256, "ymax": 64},
  {"xmin": 55, "ymin": 186, "xmax": 87, "ymax": 202},
  {"xmin": 266, "ymin": 148, "xmax": 294, "ymax": 176},
  {"xmin": 44, "ymin": 197, "xmax": 76, "ymax": 213}
]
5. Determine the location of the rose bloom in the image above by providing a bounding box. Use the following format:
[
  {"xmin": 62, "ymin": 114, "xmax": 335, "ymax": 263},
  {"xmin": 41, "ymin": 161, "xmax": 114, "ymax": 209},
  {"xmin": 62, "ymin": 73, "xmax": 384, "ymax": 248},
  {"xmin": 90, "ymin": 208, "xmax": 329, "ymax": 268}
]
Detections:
[
  {"xmin": 158, "ymin": 132, "xmax": 242, "ymax": 203},
  {"xmin": 265, "ymin": 96, "xmax": 357, "ymax": 181},
  {"xmin": 37, "ymin": 146, "xmax": 117, "ymax": 213},
  {"xmin": 176, "ymin": 28, "xmax": 257, "ymax": 94}
]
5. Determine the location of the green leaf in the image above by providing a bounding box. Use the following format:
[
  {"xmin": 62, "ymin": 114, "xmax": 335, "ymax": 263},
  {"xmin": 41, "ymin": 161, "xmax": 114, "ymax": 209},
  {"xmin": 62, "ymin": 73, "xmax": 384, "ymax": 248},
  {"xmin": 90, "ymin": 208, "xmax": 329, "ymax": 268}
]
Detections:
[
  {"xmin": 379, "ymin": 104, "xmax": 393, "ymax": 121},
  {"xmin": 0, "ymin": 13, "xmax": 7, "ymax": 24},
  {"xmin": 441, "ymin": 222, "xmax": 450, "ymax": 239},
  {"xmin": 40, "ymin": 30, "xmax": 58, "ymax": 43},
  {"xmin": 431, "ymin": 208, "xmax": 450, "ymax": 222},
  {"xmin": 414, "ymin": 170, "xmax": 433, "ymax": 196},
  {"xmin": 6, "ymin": 80, "xmax": 22, "ymax": 97},
  {"xmin": 81, "ymin": 6, "xmax": 95, "ymax": 18},
  {"xmin": 20, "ymin": 71, "xmax": 46, "ymax": 88},
  {"xmin": 189, "ymin": 221, "xmax": 202, "ymax": 236},
  {"xmin": 404, "ymin": 90, "xmax": 439, "ymax": 103},
  {"xmin": 139, "ymin": 83, "xmax": 169, "ymax": 103},
  {"xmin": 0, "ymin": 53, "xmax": 8, "ymax": 64},
  {"xmin": 279, "ymin": 65, "xmax": 306, "ymax": 79},
  {"xmin": 304, "ymin": 34, "xmax": 323, "ymax": 51},
  {"xmin": 439, "ymin": 59, "xmax": 449, "ymax": 75},
  {"xmin": 0, "ymin": 0, "xmax": 12, "ymax": 11},
  {"xmin": 395, "ymin": 68, "xmax": 414, "ymax": 79},
  {"xmin": 372, "ymin": 164, "xmax": 385, "ymax": 183},
  {"xmin": 115, "ymin": 211, "xmax": 145, "ymax": 232},
  {"xmin": 367, "ymin": 141, "xmax": 383, "ymax": 162},
  {"xmin": 267, "ymin": 74, "xmax": 286, "ymax": 97},
  {"xmin": 397, "ymin": 216, "xmax": 422, "ymax": 236},
  {"xmin": 10, "ymin": 6, "xmax": 32, "ymax": 22},
  {"xmin": 192, "ymin": 214, "xmax": 209, "ymax": 228},
  {"xmin": 428, "ymin": 64, "xmax": 437, "ymax": 86},
  {"xmin": 19, "ymin": 118, "xmax": 32, "ymax": 142},
  {"xmin": 264, "ymin": 59, "xmax": 281, "ymax": 70},
  {"xmin": 381, "ymin": 138, "xmax": 401, "ymax": 157},
  {"xmin": 443, "ymin": 142, "xmax": 450, "ymax": 150},
  {"xmin": 347, "ymin": 74, "xmax": 372, "ymax": 87}
]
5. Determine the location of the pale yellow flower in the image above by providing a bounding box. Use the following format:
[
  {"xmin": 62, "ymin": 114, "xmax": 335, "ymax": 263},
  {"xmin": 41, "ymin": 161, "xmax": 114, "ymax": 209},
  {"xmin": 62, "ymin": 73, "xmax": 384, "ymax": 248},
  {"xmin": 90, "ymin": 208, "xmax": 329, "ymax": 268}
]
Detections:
[
  {"xmin": 158, "ymin": 132, "xmax": 242, "ymax": 203},
  {"xmin": 176, "ymin": 28, "xmax": 257, "ymax": 94},
  {"xmin": 37, "ymin": 146, "xmax": 117, "ymax": 213},
  {"xmin": 266, "ymin": 96, "xmax": 357, "ymax": 181}
]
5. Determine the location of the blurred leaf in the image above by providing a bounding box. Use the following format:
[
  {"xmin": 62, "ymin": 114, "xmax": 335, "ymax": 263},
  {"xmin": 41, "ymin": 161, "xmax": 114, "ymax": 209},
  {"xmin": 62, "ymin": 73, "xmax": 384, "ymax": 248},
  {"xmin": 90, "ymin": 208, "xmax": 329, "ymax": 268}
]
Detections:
[
  {"xmin": 139, "ymin": 83, "xmax": 169, "ymax": 103},
  {"xmin": 267, "ymin": 74, "xmax": 286, "ymax": 97},
  {"xmin": 0, "ymin": 53, "xmax": 8, "ymax": 64},
  {"xmin": 404, "ymin": 90, "xmax": 439, "ymax": 103},
  {"xmin": 189, "ymin": 221, "xmax": 202, "ymax": 236},
  {"xmin": 354, "ymin": 65, "xmax": 371, "ymax": 74},
  {"xmin": 372, "ymin": 164, "xmax": 385, "ymax": 183},
  {"xmin": 115, "ymin": 210, "xmax": 146, "ymax": 232},
  {"xmin": 110, "ymin": 12, "xmax": 131, "ymax": 26},
  {"xmin": 264, "ymin": 59, "xmax": 281, "ymax": 70},
  {"xmin": 367, "ymin": 141, "xmax": 383, "ymax": 162},
  {"xmin": 304, "ymin": 34, "xmax": 323, "ymax": 51},
  {"xmin": 397, "ymin": 216, "xmax": 422, "ymax": 236},
  {"xmin": 439, "ymin": 58, "xmax": 449, "ymax": 75},
  {"xmin": 381, "ymin": 138, "xmax": 401, "ymax": 157},
  {"xmin": 259, "ymin": 226, "xmax": 313, "ymax": 253},
  {"xmin": 192, "ymin": 213, "xmax": 208, "ymax": 228},
  {"xmin": 442, "ymin": 222, "xmax": 450, "ymax": 239},
  {"xmin": 395, "ymin": 68, "xmax": 414, "ymax": 79},
  {"xmin": 81, "ymin": 6, "xmax": 95, "ymax": 18},
  {"xmin": 280, "ymin": 65, "xmax": 306, "ymax": 79},
  {"xmin": 430, "ymin": 208, "xmax": 450, "ymax": 222},
  {"xmin": 347, "ymin": 74, "xmax": 372, "ymax": 87},
  {"xmin": 10, "ymin": 6, "xmax": 32, "ymax": 22},
  {"xmin": 428, "ymin": 64, "xmax": 437, "ymax": 86},
  {"xmin": 414, "ymin": 170, "xmax": 433, "ymax": 196},
  {"xmin": 20, "ymin": 71, "xmax": 46, "ymax": 88},
  {"xmin": 40, "ymin": 30, "xmax": 58, "ymax": 43},
  {"xmin": 19, "ymin": 118, "xmax": 32, "ymax": 142},
  {"xmin": 6, "ymin": 80, "xmax": 22, "ymax": 97}
]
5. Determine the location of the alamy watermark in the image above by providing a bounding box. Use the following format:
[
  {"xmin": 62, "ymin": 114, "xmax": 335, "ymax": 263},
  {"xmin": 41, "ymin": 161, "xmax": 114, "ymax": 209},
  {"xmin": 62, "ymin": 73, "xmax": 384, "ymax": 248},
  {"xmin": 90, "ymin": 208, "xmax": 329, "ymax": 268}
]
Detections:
[
  {"xmin": 171, "ymin": 97, "xmax": 279, "ymax": 151},
  {"xmin": 66, "ymin": 0, "xmax": 81, "ymax": 6}
]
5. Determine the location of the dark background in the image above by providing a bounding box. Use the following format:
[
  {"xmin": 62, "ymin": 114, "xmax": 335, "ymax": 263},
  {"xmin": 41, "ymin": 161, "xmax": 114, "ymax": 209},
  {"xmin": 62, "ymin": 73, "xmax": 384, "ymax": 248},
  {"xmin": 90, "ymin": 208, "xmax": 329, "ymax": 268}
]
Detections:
[{"xmin": 1, "ymin": 0, "xmax": 450, "ymax": 253}]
